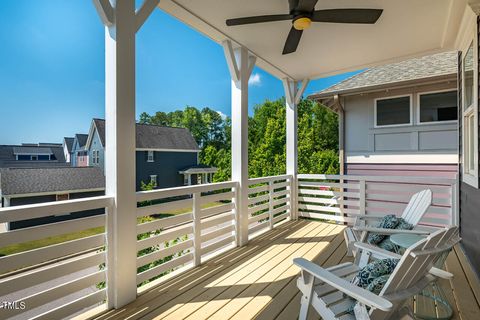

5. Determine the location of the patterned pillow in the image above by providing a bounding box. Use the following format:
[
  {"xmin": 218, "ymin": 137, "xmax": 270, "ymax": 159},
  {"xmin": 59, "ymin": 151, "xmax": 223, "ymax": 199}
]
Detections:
[
  {"xmin": 376, "ymin": 217, "xmax": 415, "ymax": 252},
  {"xmin": 367, "ymin": 214, "xmax": 399, "ymax": 244},
  {"xmin": 352, "ymin": 258, "xmax": 398, "ymax": 288},
  {"xmin": 366, "ymin": 274, "xmax": 391, "ymax": 295}
]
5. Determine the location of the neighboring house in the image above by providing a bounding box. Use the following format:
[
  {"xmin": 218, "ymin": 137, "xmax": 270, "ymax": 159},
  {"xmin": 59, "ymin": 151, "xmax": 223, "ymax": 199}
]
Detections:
[
  {"xmin": 71, "ymin": 133, "xmax": 89, "ymax": 167},
  {"xmin": 63, "ymin": 137, "xmax": 74, "ymax": 163},
  {"xmin": 0, "ymin": 143, "xmax": 68, "ymax": 169},
  {"xmin": 0, "ymin": 167, "xmax": 105, "ymax": 230},
  {"xmin": 310, "ymin": 51, "xmax": 458, "ymax": 179},
  {"xmin": 84, "ymin": 118, "xmax": 216, "ymax": 190}
]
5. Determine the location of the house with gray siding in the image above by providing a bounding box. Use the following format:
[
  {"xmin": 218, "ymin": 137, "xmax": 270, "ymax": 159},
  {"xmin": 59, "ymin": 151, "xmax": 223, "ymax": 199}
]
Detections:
[
  {"xmin": 63, "ymin": 137, "xmax": 74, "ymax": 163},
  {"xmin": 0, "ymin": 166, "xmax": 105, "ymax": 230},
  {"xmin": 0, "ymin": 143, "xmax": 68, "ymax": 169},
  {"xmin": 310, "ymin": 51, "xmax": 459, "ymax": 179},
  {"xmin": 84, "ymin": 118, "xmax": 214, "ymax": 190},
  {"xmin": 70, "ymin": 133, "xmax": 89, "ymax": 167}
]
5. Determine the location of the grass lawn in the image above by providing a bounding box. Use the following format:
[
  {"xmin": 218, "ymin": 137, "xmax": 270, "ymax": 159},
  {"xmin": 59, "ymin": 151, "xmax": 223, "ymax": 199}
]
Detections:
[{"xmin": 0, "ymin": 201, "xmax": 224, "ymax": 257}]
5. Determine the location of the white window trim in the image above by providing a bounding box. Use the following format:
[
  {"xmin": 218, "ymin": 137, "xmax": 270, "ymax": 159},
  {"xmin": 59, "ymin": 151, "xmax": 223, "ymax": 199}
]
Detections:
[
  {"xmin": 150, "ymin": 175, "xmax": 157, "ymax": 186},
  {"xmin": 147, "ymin": 150, "xmax": 154, "ymax": 162},
  {"xmin": 374, "ymin": 94, "xmax": 413, "ymax": 128},
  {"xmin": 462, "ymin": 33, "xmax": 479, "ymax": 188},
  {"xmin": 416, "ymin": 89, "xmax": 458, "ymax": 125}
]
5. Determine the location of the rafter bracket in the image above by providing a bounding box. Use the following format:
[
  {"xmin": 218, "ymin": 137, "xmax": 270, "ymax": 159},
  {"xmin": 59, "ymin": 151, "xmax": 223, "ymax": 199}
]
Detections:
[
  {"xmin": 222, "ymin": 40, "xmax": 256, "ymax": 82},
  {"xmin": 92, "ymin": 0, "xmax": 115, "ymax": 27},
  {"xmin": 136, "ymin": 0, "xmax": 160, "ymax": 32},
  {"xmin": 282, "ymin": 78, "xmax": 309, "ymax": 106}
]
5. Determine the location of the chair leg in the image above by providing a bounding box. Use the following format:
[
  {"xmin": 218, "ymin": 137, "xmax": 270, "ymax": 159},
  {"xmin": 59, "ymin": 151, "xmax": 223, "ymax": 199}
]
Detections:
[{"xmin": 298, "ymin": 271, "xmax": 314, "ymax": 320}]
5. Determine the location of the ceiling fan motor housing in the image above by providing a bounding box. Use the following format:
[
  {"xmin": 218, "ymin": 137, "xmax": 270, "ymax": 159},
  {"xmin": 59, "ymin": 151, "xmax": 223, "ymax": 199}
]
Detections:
[{"xmin": 293, "ymin": 16, "xmax": 312, "ymax": 30}]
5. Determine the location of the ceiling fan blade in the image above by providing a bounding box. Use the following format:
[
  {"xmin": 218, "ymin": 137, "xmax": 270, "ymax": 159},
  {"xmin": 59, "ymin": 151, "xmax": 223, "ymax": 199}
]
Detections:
[
  {"xmin": 288, "ymin": 0, "xmax": 299, "ymax": 12},
  {"xmin": 226, "ymin": 14, "xmax": 292, "ymax": 26},
  {"xmin": 282, "ymin": 27, "xmax": 303, "ymax": 55},
  {"xmin": 312, "ymin": 9, "xmax": 383, "ymax": 24},
  {"xmin": 295, "ymin": 0, "xmax": 318, "ymax": 12}
]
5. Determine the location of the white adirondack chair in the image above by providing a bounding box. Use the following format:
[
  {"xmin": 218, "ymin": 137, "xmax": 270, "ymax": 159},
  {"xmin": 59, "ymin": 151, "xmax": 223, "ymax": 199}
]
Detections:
[
  {"xmin": 344, "ymin": 189, "xmax": 433, "ymax": 257},
  {"xmin": 294, "ymin": 226, "xmax": 459, "ymax": 320}
]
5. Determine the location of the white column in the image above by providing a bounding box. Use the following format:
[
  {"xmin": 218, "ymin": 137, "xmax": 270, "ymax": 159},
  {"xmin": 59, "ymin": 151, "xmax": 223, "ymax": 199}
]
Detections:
[
  {"xmin": 94, "ymin": 0, "xmax": 159, "ymax": 309},
  {"xmin": 223, "ymin": 41, "xmax": 256, "ymax": 246},
  {"xmin": 283, "ymin": 78, "xmax": 309, "ymax": 220}
]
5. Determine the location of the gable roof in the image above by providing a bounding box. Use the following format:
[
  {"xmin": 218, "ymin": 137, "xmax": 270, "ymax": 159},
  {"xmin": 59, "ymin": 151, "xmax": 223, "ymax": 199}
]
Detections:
[
  {"xmin": 64, "ymin": 137, "xmax": 74, "ymax": 153},
  {"xmin": 75, "ymin": 134, "xmax": 88, "ymax": 148},
  {"xmin": 0, "ymin": 167, "xmax": 105, "ymax": 196},
  {"xmin": 0, "ymin": 145, "xmax": 67, "ymax": 169},
  {"xmin": 87, "ymin": 119, "xmax": 200, "ymax": 151},
  {"xmin": 309, "ymin": 51, "xmax": 458, "ymax": 99}
]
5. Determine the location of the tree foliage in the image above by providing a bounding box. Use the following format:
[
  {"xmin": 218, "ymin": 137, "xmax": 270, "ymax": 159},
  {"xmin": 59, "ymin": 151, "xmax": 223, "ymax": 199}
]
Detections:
[{"xmin": 139, "ymin": 98, "xmax": 339, "ymax": 181}]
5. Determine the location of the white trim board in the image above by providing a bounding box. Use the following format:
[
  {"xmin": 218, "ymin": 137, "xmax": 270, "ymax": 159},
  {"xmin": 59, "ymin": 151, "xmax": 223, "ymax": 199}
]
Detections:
[
  {"xmin": 136, "ymin": 148, "xmax": 200, "ymax": 153},
  {"xmin": 3, "ymin": 188, "xmax": 106, "ymax": 199},
  {"xmin": 346, "ymin": 154, "xmax": 459, "ymax": 164}
]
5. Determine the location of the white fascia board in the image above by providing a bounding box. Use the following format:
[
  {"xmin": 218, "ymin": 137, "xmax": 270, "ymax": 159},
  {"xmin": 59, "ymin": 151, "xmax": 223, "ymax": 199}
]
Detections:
[
  {"xmin": 346, "ymin": 153, "xmax": 459, "ymax": 164},
  {"xmin": 136, "ymin": 148, "xmax": 201, "ymax": 153},
  {"xmin": 5, "ymin": 188, "xmax": 106, "ymax": 199}
]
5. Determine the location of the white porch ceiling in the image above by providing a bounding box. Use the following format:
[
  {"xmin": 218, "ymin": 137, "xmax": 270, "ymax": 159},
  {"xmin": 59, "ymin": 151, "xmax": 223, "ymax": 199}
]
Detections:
[{"xmin": 158, "ymin": 0, "xmax": 467, "ymax": 81}]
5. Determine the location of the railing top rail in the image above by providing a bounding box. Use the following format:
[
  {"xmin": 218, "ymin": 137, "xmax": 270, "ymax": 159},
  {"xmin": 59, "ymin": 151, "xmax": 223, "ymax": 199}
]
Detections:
[
  {"xmin": 136, "ymin": 181, "xmax": 238, "ymax": 202},
  {"xmin": 248, "ymin": 174, "xmax": 293, "ymax": 185},
  {"xmin": 0, "ymin": 195, "xmax": 113, "ymax": 223},
  {"xmin": 297, "ymin": 174, "xmax": 457, "ymax": 186}
]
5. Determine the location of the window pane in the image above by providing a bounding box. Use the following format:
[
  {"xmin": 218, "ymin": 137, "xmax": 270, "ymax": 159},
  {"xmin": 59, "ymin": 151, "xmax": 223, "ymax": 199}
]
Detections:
[
  {"xmin": 376, "ymin": 96, "xmax": 411, "ymax": 126},
  {"xmin": 464, "ymin": 42, "xmax": 474, "ymax": 110},
  {"xmin": 38, "ymin": 155, "xmax": 50, "ymax": 160},
  {"xmin": 419, "ymin": 91, "xmax": 458, "ymax": 123},
  {"xmin": 469, "ymin": 115, "xmax": 475, "ymax": 172}
]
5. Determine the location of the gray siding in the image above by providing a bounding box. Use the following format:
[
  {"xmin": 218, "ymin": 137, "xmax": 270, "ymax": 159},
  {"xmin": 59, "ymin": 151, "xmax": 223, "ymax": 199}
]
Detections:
[
  {"xmin": 458, "ymin": 18, "xmax": 480, "ymax": 277},
  {"xmin": 343, "ymin": 81, "xmax": 458, "ymax": 160},
  {"xmin": 87, "ymin": 128, "xmax": 105, "ymax": 171},
  {"xmin": 135, "ymin": 151, "xmax": 198, "ymax": 190},
  {"xmin": 8, "ymin": 190, "xmax": 105, "ymax": 230}
]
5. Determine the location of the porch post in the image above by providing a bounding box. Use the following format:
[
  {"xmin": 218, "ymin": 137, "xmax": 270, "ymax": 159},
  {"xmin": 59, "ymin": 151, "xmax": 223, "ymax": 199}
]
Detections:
[
  {"xmin": 93, "ymin": 0, "xmax": 159, "ymax": 308},
  {"xmin": 223, "ymin": 40, "xmax": 256, "ymax": 246},
  {"xmin": 283, "ymin": 78, "xmax": 309, "ymax": 220}
]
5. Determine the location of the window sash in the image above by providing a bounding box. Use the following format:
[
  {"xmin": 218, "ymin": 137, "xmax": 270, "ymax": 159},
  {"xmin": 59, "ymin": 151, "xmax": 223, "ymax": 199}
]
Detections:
[{"xmin": 374, "ymin": 95, "xmax": 412, "ymax": 128}]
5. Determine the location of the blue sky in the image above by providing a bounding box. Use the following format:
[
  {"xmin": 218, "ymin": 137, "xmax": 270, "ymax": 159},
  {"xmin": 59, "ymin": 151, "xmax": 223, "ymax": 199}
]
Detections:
[{"xmin": 0, "ymin": 0, "xmax": 360, "ymax": 145}]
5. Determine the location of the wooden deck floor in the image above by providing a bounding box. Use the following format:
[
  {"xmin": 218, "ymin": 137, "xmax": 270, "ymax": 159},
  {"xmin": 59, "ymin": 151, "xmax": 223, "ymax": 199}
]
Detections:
[{"xmin": 93, "ymin": 220, "xmax": 480, "ymax": 320}]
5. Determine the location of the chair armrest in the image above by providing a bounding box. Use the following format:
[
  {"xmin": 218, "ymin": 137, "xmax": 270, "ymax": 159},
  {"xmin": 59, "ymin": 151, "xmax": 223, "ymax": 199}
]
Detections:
[
  {"xmin": 293, "ymin": 258, "xmax": 393, "ymax": 312},
  {"xmin": 429, "ymin": 267, "xmax": 454, "ymax": 280},
  {"xmin": 353, "ymin": 226, "xmax": 430, "ymax": 235},
  {"xmin": 354, "ymin": 242, "xmax": 402, "ymax": 260}
]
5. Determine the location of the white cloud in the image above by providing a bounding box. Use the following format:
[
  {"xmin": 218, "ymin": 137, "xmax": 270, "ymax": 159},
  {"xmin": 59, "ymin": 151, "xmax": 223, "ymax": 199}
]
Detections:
[
  {"xmin": 248, "ymin": 73, "xmax": 261, "ymax": 86},
  {"xmin": 216, "ymin": 111, "xmax": 228, "ymax": 120}
]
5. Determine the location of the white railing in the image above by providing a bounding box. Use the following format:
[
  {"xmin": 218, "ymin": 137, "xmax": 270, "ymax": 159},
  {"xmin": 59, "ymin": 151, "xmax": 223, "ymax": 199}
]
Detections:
[
  {"xmin": 0, "ymin": 195, "xmax": 113, "ymax": 320},
  {"xmin": 247, "ymin": 174, "xmax": 293, "ymax": 238},
  {"xmin": 135, "ymin": 181, "xmax": 238, "ymax": 289},
  {"xmin": 297, "ymin": 174, "xmax": 459, "ymax": 227}
]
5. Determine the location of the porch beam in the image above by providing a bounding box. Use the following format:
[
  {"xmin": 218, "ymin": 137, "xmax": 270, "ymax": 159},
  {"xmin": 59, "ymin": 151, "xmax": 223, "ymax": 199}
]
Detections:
[
  {"xmin": 94, "ymin": 0, "xmax": 158, "ymax": 309},
  {"xmin": 225, "ymin": 44, "xmax": 255, "ymax": 246}
]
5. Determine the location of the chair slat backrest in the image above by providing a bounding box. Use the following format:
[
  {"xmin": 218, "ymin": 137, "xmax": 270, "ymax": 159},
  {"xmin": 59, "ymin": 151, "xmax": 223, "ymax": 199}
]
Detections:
[{"xmin": 401, "ymin": 189, "xmax": 432, "ymax": 225}]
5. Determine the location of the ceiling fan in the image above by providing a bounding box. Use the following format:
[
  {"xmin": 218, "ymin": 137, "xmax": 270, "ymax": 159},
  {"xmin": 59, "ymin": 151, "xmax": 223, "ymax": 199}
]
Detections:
[{"xmin": 226, "ymin": 0, "xmax": 383, "ymax": 55}]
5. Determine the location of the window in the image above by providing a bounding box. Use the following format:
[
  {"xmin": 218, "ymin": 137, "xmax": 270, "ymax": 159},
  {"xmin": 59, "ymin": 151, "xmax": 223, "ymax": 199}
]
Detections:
[
  {"xmin": 31, "ymin": 155, "xmax": 38, "ymax": 161},
  {"xmin": 150, "ymin": 175, "xmax": 157, "ymax": 187},
  {"xmin": 56, "ymin": 193, "xmax": 69, "ymax": 201},
  {"xmin": 147, "ymin": 150, "xmax": 154, "ymax": 162},
  {"xmin": 462, "ymin": 40, "xmax": 478, "ymax": 187},
  {"xmin": 375, "ymin": 95, "xmax": 412, "ymax": 127},
  {"xmin": 92, "ymin": 150, "xmax": 100, "ymax": 165},
  {"xmin": 418, "ymin": 91, "xmax": 458, "ymax": 124},
  {"xmin": 38, "ymin": 155, "xmax": 50, "ymax": 161}
]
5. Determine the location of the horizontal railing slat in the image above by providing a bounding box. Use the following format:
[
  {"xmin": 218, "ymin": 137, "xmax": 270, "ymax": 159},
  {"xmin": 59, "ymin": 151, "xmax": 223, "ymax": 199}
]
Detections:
[
  {"xmin": 248, "ymin": 202, "xmax": 269, "ymax": 216},
  {"xmin": 137, "ymin": 213, "xmax": 192, "ymax": 235},
  {"xmin": 137, "ymin": 239, "xmax": 193, "ymax": 268},
  {"xmin": 201, "ymin": 235, "xmax": 235, "ymax": 256},
  {"xmin": 0, "ymin": 251, "xmax": 105, "ymax": 297},
  {"xmin": 137, "ymin": 253, "xmax": 193, "ymax": 285},
  {"xmin": 200, "ymin": 203, "xmax": 234, "ymax": 219},
  {"xmin": 136, "ymin": 181, "xmax": 237, "ymax": 202},
  {"xmin": 200, "ymin": 191, "xmax": 234, "ymax": 205},
  {"xmin": 0, "ymin": 233, "xmax": 104, "ymax": 274},
  {"xmin": 201, "ymin": 212, "xmax": 234, "ymax": 230},
  {"xmin": 0, "ymin": 196, "xmax": 112, "ymax": 223},
  {"xmin": 136, "ymin": 198, "xmax": 193, "ymax": 217},
  {"xmin": 0, "ymin": 215, "xmax": 105, "ymax": 247},
  {"xmin": 201, "ymin": 225, "xmax": 235, "ymax": 243},
  {"xmin": 248, "ymin": 174, "xmax": 292, "ymax": 185},
  {"xmin": 137, "ymin": 225, "xmax": 193, "ymax": 252},
  {"xmin": 248, "ymin": 212, "xmax": 269, "ymax": 223}
]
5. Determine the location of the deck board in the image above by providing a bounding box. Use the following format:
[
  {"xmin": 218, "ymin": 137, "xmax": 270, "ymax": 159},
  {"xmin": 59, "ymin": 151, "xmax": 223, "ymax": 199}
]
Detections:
[{"xmin": 92, "ymin": 220, "xmax": 480, "ymax": 320}]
